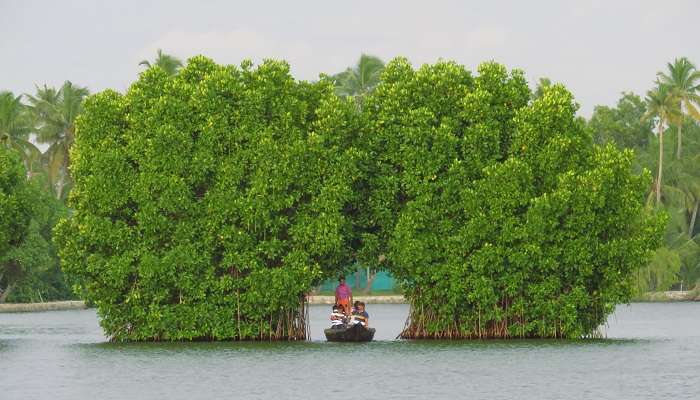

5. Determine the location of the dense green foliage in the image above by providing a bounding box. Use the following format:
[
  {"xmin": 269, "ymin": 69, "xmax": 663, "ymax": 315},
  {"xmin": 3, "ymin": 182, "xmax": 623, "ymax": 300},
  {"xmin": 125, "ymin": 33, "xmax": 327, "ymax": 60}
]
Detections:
[
  {"xmin": 56, "ymin": 57, "xmax": 358, "ymax": 340},
  {"xmin": 4, "ymin": 180, "xmax": 71, "ymax": 303},
  {"xmin": 591, "ymin": 58, "xmax": 700, "ymax": 293},
  {"xmin": 1, "ymin": 147, "xmax": 69, "ymax": 302},
  {"xmin": 593, "ymin": 111, "xmax": 700, "ymax": 293},
  {"xmin": 1, "ymin": 86, "xmax": 84, "ymax": 302},
  {"xmin": 590, "ymin": 93, "xmax": 653, "ymax": 151},
  {"xmin": 358, "ymin": 59, "xmax": 661, "ymax": 339},
  {"xmin": 3, "ymin": 51, "xmax": 691, "ymax": 341},
  {"xmin": 0, "ymin": 147, "xmax": 34, "ymax": 301}
]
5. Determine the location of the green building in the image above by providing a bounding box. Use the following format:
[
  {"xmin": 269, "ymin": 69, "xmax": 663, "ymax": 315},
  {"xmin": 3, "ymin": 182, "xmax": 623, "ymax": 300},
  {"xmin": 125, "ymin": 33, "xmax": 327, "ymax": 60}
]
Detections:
[{"xmin": 318, "ymin": 267, "xmax": 397, "ymax": 294}]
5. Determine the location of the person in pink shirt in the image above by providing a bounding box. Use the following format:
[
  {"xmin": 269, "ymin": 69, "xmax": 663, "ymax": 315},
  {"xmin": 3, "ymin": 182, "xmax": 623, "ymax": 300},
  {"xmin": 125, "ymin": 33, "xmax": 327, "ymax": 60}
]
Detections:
[{"xmin": 334, "ymin": 276, "xmax": 353, "ymax": 315}]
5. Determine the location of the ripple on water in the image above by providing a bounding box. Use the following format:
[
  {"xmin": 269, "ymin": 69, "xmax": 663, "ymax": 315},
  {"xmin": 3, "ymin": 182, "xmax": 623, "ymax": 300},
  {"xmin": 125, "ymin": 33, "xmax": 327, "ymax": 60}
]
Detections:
[{"xmin": 1, "ymin": 303, "xmax": 700, "ymax": 400}]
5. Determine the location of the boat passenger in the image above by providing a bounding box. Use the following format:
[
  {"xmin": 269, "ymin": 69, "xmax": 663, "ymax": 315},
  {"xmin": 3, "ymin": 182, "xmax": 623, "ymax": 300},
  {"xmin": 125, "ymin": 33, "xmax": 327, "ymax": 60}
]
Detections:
[
  {"xmin": 330, "ymin": 304, "xmax": 347, "ymax": 329},
  {"xmin": 334, "ymin": 276, "xmax": 353, "ymax": 315},
  {"xmin": 351, "ymin": 301, "xmax": 369, "ymax": 327}
]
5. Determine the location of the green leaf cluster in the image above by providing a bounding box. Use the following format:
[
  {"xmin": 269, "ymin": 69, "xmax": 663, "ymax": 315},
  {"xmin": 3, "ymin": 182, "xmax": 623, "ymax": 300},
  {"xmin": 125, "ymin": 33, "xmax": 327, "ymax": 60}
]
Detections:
[
  {"xmin": 58, "ymin": 56, "xmax": 660, "ymax": 340},
  {"xmin": 359, "ymin": 59, "xmax": 662, "ymax": 339},
  {"xmin": 0, "ymin": 148, "xmax": 33, "ymax": 258},
  {"xmin": 57, "ymin": 57, "xmax": 358, "ymax": 340},
  {"xmin": 1, "ymin": 147, "xmax": 67, "ymax": 302},
  {"xmin": 4, "ymin": 176, "xmax": 71, "ymax": 303}
]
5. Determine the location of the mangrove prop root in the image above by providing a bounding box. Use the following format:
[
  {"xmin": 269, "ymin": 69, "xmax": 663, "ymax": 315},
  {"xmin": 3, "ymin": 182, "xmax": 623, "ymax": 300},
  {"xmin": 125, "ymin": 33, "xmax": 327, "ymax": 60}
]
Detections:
[{"xmin": 398, "ymin": 301, "xmax": 603, "ymax": 340}]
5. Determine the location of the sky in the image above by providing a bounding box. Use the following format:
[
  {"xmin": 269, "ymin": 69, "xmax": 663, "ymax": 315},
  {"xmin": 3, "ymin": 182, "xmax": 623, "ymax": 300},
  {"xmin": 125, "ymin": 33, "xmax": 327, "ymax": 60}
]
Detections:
[{"xmin": 1, "ymin": 0, "xmax": 699, "ymax": 116}]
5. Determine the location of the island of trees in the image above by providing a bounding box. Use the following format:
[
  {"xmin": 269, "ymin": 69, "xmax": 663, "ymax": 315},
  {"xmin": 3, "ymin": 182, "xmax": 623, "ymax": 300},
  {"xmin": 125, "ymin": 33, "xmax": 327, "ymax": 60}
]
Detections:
[{"xmin": 3, "ymin": 52, "xmax": 700, "ymax": 340}]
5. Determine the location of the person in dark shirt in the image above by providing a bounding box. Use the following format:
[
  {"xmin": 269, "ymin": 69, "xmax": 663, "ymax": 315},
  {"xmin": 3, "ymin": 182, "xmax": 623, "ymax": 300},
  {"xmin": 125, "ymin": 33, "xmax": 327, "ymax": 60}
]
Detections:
[{"xmin": 351, "ymin": 301, "xmax": 369, "ymax": 327}]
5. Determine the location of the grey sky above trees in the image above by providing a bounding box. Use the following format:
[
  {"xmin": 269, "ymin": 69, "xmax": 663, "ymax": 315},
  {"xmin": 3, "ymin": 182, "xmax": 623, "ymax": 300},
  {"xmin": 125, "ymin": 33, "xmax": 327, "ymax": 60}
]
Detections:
[{"xmin": 1, "ymin": 0, "xmax": 698, "ymax": 116}]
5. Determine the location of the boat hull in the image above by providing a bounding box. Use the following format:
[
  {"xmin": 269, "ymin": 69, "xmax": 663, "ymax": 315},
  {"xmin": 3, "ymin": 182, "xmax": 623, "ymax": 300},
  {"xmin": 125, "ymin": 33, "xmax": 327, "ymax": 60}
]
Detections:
[{"xmin": 324, "ymin": 324, "xmax": 375, "ymax": 342}]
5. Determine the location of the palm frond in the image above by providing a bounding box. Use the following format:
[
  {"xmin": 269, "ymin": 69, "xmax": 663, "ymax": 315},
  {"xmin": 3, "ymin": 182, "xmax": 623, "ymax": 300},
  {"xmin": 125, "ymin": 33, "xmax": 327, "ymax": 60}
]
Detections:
[
  {"xmin": 684, "ymin": 101, "xmax": 700, "ymax": 121},
  {"xmin": 140, "ymin": 49, "xmax": 183, "ymax": 76},
  {"xmin": 333, "ymin": 54, "xmax": 385, "ymax": 109}
]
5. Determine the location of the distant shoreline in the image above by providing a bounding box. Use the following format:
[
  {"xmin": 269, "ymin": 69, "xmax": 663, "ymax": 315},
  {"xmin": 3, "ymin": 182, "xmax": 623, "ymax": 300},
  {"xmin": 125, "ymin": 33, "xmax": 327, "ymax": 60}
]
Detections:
[
  {"xmin": 0, "ymin": 296, "xmax": 406, "ymax": 313},
  {"xmin": 307, "ymin": 295, "xmax": 406, "ymax": 305},
  {"xmin": 632, "ymin": 290, "xmax": 700, "ymax": 302},
  {"xmin": 0, "ymin": 300, "xmax": 87, "ymax": 313},
  {"xmin": 1, "ymin": 292, "xmax": 697, "ymax": 313}
]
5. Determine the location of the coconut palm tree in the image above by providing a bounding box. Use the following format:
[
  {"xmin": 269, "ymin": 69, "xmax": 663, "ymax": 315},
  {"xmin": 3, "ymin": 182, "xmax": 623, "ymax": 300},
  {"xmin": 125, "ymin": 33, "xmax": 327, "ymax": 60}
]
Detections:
[
  {"xmin": 333, "ymin": 54, "xmax": 385, "ymax": 108},
  {"xmin": 139, "ymin": 49, "xmax": 183, "ymax": 76},
  {"xmin": 0, "ymin": 91, "xmax": 41, "ymax": 175},
  {"xmin": 26, "ymin": 81, "xmax": 89, "ymax": 200},
  {"xmin": 638, "ymin": 200, "xmax": 700, "ymax": 293},
  {"xmin": 657, "ymin": 57, "xmax": 700, "ymax": 159},
  {"xmin": 665, "ymin": 156, "xmax": 700, "ymax": 238},
  {"xmin": 643, "ymin": 83, "xmax": 680, "ymax": 205}
]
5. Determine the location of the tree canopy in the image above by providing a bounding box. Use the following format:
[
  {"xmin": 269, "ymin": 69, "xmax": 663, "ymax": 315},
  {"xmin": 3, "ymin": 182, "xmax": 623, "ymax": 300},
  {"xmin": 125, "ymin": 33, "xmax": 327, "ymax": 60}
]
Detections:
[
  {"xmin": 589, "ymin": 92, "xmax": 652, "ymax": 151},
  {"xmin": 0, "ymin": 91, "xmax": 42, "ymax": 175},
  {"xmin": 56, "ymin": 56, "xmax": 359, "ymax": 341},
  {"xmin": 0, "ymin": 147, "xmax": 41, "ymax": 302},
  {"xmin": 57, "ymin": 56, "xmax": 661, "ymax": 340},
  {"xmin": 358, "ymin": 59, "xmax": 661, "ymax": 339},
  {"xmin": 26, "ymin": 81, "xmax": 90, "ymax": 200},
  {"xmin": 592, "ymin": 68, "xmax": 700, "ymax": 293}
]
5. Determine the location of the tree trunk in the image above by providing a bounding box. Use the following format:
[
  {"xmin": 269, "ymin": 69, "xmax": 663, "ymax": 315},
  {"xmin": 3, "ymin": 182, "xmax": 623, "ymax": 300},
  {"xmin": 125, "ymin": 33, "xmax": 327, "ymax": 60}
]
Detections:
[
  {"xmin": 56, "ymin": 173, "xmax": 65, "ymax": 201},
  {"xmin": 363, "ymin": 268, "xmax": 378, "ymax": 294},
  {"xmin": 676, "ymin": 118, "xmax": 683, "ymax": 160},
  {"xmin": 0, "ymin": 283, "xmax": 15, "ymax": 303},
  {"xmin": 656, "ymin": 122, "xmax": 664, "ymax": 205},
  {"xmin": 690, "ymin": 201, "xmax": 699, "ymax": 239}
]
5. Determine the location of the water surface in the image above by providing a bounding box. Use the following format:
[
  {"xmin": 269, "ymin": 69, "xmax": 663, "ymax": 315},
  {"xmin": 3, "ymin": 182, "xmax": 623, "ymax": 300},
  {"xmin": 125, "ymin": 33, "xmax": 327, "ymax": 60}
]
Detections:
[{"xmin": 1, "ymin": 303, "xmax": 699, "ymax": 399}]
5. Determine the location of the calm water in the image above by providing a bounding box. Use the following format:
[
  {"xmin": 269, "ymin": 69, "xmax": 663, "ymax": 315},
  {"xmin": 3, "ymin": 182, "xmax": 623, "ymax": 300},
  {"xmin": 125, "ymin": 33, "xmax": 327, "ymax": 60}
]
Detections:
[{"xmin": 1, "ymin": 303, "xmax": 699, "ymax": 400}]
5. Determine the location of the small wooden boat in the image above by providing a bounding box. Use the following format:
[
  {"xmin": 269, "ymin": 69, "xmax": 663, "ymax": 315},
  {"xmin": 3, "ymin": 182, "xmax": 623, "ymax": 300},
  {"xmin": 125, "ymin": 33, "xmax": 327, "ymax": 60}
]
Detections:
[{"xmin": 324, "ymin": 323, "xmax": 375, "ymax": 342}]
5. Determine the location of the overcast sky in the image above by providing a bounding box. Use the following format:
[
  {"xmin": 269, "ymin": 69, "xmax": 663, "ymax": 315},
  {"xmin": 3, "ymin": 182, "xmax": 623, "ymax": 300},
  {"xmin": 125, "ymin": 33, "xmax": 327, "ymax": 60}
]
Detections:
[{"xmin": 2, "ymin": 0, "xmax": 699, "ymax": 116}]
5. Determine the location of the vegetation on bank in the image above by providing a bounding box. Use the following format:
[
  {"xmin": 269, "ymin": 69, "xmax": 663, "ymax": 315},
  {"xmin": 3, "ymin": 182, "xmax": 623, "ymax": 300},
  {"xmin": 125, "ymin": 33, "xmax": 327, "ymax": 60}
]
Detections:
[
  {"xmin": 0, "ymin": 146, "xmax": 71, "ymax": 303},
  {"xmin": 589, "ymin": 58, "xmax": 700, "ymax": 293},
  {"xmin": 632, "ymin": 289, "xmax": 700, "ymax": 302},
  {"xmin": 52, "ymin": 55, "xmax": 659, "ymax": 341},
  {"xmin": 0, "ymin": 81, "xmax": 85, "ymax": 303},
  {"xmin": 2, "ymin": 51, "xmax": 700, "ymax": 340}
]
